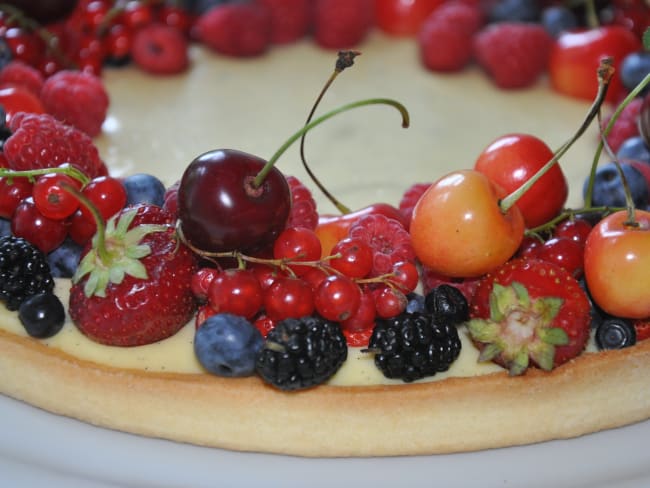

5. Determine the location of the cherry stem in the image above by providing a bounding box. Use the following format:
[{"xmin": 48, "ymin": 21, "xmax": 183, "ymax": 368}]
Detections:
[
  {"xmin": 60, "ymin": 182, "xmax": 110, "ymax": 263},
  {"xmin": 252, "ymin": 97, "xmax": 410, "ymax": 188},
  {"xmin": 0, "ymin": 165, "xmax": 91, "ymax": 186},
  {"xmin": 499, "ymin": 58, "xmax": 614, "ymax": 214},
  {"xmin": 299, "ymin": 51, "xmax": 361, "ymax": 215},
  {"xmin": 584, "ymin": 71, "xmax": 650, "ymax": 225}
]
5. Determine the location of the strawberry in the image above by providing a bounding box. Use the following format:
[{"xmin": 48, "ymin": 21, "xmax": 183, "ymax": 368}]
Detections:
[
  {"xmin": 69, "ymin": 204, "xmax": 197, "ymax": 346},
  {"xmin": 467, "ymin": 258, "xmax": 591, "ymax": 375}
]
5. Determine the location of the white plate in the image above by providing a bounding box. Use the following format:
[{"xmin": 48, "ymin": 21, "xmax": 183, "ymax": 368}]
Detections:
[{"xmin": 1, "ymin": 393, "xmax": 649, "ymax": 488}]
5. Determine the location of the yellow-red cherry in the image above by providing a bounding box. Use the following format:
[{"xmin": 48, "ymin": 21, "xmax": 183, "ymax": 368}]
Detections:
[
  {"xmin": 584, "ymin": 210, "xmax": 650, "ymax": 319},
  {"xmin": 410, "ymin": 169, "xmax": 525, "ymax": 278}
]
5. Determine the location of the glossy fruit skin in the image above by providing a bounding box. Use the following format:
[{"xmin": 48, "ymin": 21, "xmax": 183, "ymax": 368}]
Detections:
[
  {"xmin": 374, "ymin": 0, "xmax": 444, "ymax": 36},
  {"xmin": 548, "ymin": 26, "xmax": 641, "ymax": 103},
  {"xmin": 584, "ymin": 210, "xmax": 650, "ymax": 319},
  {"xmin": 474, "ymin": 133, "xmax": 568, "ymax": 228},
  {"xmin": 410, "ymin": 170, "xmax": 525, "ymax": 278},
  {"xmin": 18, "ymin": 292, "xmax": 65, "ymax": 339},
  {"xmin": 178, "ymin": 149, "xmax": 291, "ymax": 254}
]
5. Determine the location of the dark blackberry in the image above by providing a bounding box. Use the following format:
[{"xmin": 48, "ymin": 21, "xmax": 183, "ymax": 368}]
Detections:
[
  {"xmin": 0, "ymin": 235, "xmax": 55, "ymax": 311},
  {"xmin": 256, "ymin": 315, "xmax": 347, "ymax": 391},
  {"xmin": 424, "ymin": 284, "xmax": 469, "ymax": 325},
  {"xmin": 367, "ymin": 312, "xmax": 461, "ymax": 382}
]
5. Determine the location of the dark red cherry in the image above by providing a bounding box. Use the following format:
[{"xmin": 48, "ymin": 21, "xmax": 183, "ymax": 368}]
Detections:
[
  {"xmin": 4, "ymin": 0, "xmax": 78, "ymax": 23},
  {"xmin": 177, "ymin": 149, "xmax": 291, "ymax": 254}
]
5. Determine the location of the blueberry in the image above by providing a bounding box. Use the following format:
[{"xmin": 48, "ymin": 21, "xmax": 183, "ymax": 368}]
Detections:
[
  {"xmin": 405, "ymin": 292, "xmax": 426, "ymax": 314},
  {"xmin": 617, "ymin": 136, "xmax": 650, "ymax": 164},
  {"xmin": 194, "ymin": 313, "xmax": 264, "ymax": 377},
  {"xmin": 0, "ymin": 218, "xmax": 10, "ymax": 238},
  {"xmin": 18, "ymin": 292, "xmax": 66, "ymax": 339},
  {"xmin": 585, "ymin": 161, "xmax": 649, "ymax": 209},
  {"xmin": 122, "ymin": 173, "xmax": 167, "ymax": 207},
  {"xmin": 47, "ymin": 238, "xmax": 83, "ymax": 278},
  {"xmin": 595, "ymin": 316, "xmax": 636, "ymax": 350},
  {"xmin": 620, "ymin": 52, "xmax": 650, "ymax": 96},
  {"xmin": 0, "ymin": 38, "xmax": 11, "ymax": 71},
  {"xmin": 488, "ymin": 0, "xmax": 541, "ymax": 23},
  {"xmin": 541, "ymin": 6, "xmax": 577, "ymax": 37}
]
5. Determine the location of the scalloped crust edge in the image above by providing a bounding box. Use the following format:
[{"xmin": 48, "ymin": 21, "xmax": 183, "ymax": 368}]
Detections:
[{"xmin": 1, "ymin": 327, "xmax": 650, "ymax": 457}]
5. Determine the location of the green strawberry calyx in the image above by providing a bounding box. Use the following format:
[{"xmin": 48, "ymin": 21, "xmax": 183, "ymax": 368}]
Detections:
[
  {"xmin": 72, "ymin": 208, "xmax": 168, "ymax": 298},
  {"xmin": 467, "ymin": 282, "xmax": 568, "ymax": 376}
]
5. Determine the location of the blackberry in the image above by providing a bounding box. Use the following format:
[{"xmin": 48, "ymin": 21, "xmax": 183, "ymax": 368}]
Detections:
[
  {"xmin": 424, "ymin": 284, "xmax": 469, "ymax": 325},
  {"xmin": 256, "ymin": 316, "xmax": 347, "ymax": 391},
  {"xmin": 367, "ymin": 312, "xmax": 461, "ymax": 382},
  {"xmin": 0, "ymin": 236, "xmax": 54, "ymax": 311}
]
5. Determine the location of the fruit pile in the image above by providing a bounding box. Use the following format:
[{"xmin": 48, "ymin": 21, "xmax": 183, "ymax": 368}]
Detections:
[{"xmin": 0, "ymin": 1, "xmax": 649, "ymax": 392}]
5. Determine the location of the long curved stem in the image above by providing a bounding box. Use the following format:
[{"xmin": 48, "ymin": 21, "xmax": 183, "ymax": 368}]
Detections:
[{"xmin": 252, "ymin": 98, "xmax": 410, "ymax": 188}]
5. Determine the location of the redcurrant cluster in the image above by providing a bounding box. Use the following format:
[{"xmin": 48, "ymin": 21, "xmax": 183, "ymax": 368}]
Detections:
[
  {"xmin": 0, "ymin": 164, "xmax": 126, "ymax": 252},
  {"xmin": 190, "ymin": 224, "xmax": 420, "ymax": 347},
  {"xmin": 0, "ymin": 0, "xmax": 193, "ymax": 76}
]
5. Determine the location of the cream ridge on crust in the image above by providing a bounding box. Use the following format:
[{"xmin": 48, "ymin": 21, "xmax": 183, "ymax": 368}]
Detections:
[
  {"xmin": 2, "ymin": 325, "xmax": 650, "ymax": 457},
  {"xmin": 0, "ymin": 36, "xmax": 645, "ymax": 457}
]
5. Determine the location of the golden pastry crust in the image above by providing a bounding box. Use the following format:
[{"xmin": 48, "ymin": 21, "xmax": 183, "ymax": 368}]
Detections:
[{"xmin": 2, "ymin": 326, "xmax": 649, "ymax": 457}]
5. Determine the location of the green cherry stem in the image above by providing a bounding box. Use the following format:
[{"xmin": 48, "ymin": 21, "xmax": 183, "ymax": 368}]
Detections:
[
  {"xmin": 499, "ymin": 58, "xmax": 614, "ymax": 214},
  {"xmin": 252, "ymin": 97, "xmax": 410, "ymax": 189}
]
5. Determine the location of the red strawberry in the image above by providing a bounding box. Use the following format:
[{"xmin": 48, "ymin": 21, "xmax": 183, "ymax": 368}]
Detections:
[
  {"xmin": 69, "ymin": 204, "xmax": 198, "ymax": 346},
  {"xmin": 418, "ymin": 1, "xmax": 484, "ymax": 72},
  {"xmin": 633, "ymin": 318, "xmax": 650, "ymax": 342},
  {"xmin": 473, "ymin": 22, "xmax": 553, "ymax": 89},
  {"xmin": 468, "ymin": 258, "xmax": 591, "ymax": 375},
  {"xmin": 286, "ymin": 175, "xmax": 318, "ymax": 230},
  {"xmin": 313, "ymin": 0, "xmax": 373, "ymax": 49},
  {"xmin": 398, "ymin": 182, "xmax": 430, "ymax": 230},
  {"xmin": 40, "ymin": 69, "xmax": 109, "ymax": 137},
  {"xmin": 255, "ymin": 0, "xmax": 312, "ymax": 44},
  {"xmin": 601, "ymin": 97, "xmax": 643, "ymax": 153},
  {"xmin": 197, "ymin": 4, "xmax": 272, "ymax": 57},
  {"xmin": 3, "ymin": 112, "xmax": 106, "ymax": 178}
]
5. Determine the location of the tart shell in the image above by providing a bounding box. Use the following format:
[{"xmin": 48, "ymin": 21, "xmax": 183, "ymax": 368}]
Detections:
[{"xmin": 2, "ymin": 327, "xmax": 650, "ymax": 457}]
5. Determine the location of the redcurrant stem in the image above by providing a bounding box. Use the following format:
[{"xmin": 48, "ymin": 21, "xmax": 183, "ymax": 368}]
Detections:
[
  {"xmin": 0, "ymin": 166, "xmax": 91, "ymax": 186},
  {"xmin": 59, "ymin": 182, "xmax": 110, "ymax": 263},
  {"xmin": 499, "ymin": 58, "xmax": 613, "ymax": 214},
  {"xmin": 525, "ymin": 205, "xmax": 623, "ymax": 236},
  {"xmin": 299, "ymin": 51, "xmax": 361, "ymax": 215},
  {"xmin": 252, "ymin": 97, "xmax": 410, "ymax": 188}
]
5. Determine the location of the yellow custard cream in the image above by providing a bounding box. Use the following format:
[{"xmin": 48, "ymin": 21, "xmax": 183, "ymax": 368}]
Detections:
[{"xmin": 0, "ymin": 279, "xmax": 507, "ymax": 385}]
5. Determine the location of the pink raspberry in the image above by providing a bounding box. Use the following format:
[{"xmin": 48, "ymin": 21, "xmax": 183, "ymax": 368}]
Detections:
[
  {"xmin": 286, "ymin": 175, "xmax": 319, "ymax": 230},
  {"xmin": 601, "ymin": 97, "xmax": 643, "ymax": 153},
  {"xmin": 3, "ymin": 112, "xmax": 106, "ymax": 178},
  {"xmin": 0, "ymin": 60, "xmax": 44, "ymax": 96},
  {"xmin": 40, "ymin": 70, "xmax": 109, "ymax": 137},
  {"xmin": 197, "ymin": 4, "xmax": 272, "ymax": 57},
  {"xmin": 313, "ymin": 0, "xmax": 373, "ymax": 49},
  {"xmin": 131, "ymin": 23, "xmax": 190, "ymax": 75},
  {"xmin": 473, "ymin": 22, "xmax": 553, "ymax": 89},
  {"xmin": 418, "ymin": 2, "xmax": 484, "ymax": 72},
  {"xmin": 255, "ymin": 0, "xmax": 312, "ymax": 44},
  {"xmin": 398, "ymin": 182, "xmax": 430, "ymax": 230},
  {"xmin": 348, "ymin": 213, "xmax": 415, "ymax": 277}
]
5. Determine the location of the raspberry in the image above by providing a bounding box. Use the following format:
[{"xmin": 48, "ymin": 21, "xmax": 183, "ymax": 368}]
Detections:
[
  {"xmin": 473, "ymin": 22, "xmax": 553, "ymax": 89},
  {"xmin": 197, "ymin": 4, "xmax": 272, "ymax": 57},
  {"xmin": 4, "ymin": 113, "xmax": 106, "ymax": 178},
  {"xmin": 313, "ymin": 0, "xmax": 373, "ymax": 49},
  {"xmin": 418, "ymin": 2, "xmax": 484, "ymax": 72},
  {"xmin": 0, "ymin": 60, "xmax": 44, "ymax": 96},
  {"xmin": 131, "ymin": 23, "xmax": 190, "ymax": 75},
  {"xmin": 347, "ymin": 213, "xmax": 415, "ymax": 277},
  {"xmin": 40, "ymin": 70, "xmax": 109, "ymax": 137},
  {"xmin": 255, "ymin": 0, "xmax": 312, "ymax": 44},
  {"xmin": 285, "ymin": 175, "xmax": 318, "ymax": 230},
  {"xmin": 420, "ymin": 265, "xmax": 480, "ymax": 304},
  {"xmin": 602, "ymin": 97, "xmax": 642, "ymax": 153},
  {"xmin": 398, "ymin": 182, "xmax": 430, "ymax": 230}
]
